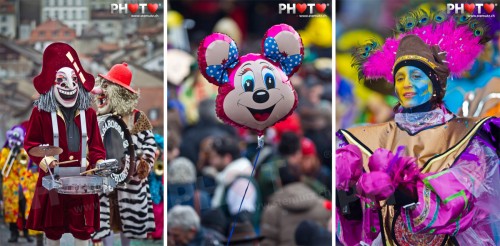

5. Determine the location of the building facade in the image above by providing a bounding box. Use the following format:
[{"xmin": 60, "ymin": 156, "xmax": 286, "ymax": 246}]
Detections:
[{"xmin": 41, "ymin": 0, "xmax": 90, "ymax": 36}]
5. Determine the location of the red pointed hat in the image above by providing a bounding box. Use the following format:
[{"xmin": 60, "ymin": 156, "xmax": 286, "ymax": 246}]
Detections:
[
  {"xmin": 98, "ymin": 62, "xmax": 136, "ymax": 94},
  {"xmin": 34, "ymin": 42, "xmax": 95, "ymax": 94}
]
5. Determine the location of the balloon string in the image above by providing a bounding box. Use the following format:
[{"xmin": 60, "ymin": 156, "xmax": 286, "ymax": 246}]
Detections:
[{"xmin": 226, "ymin": 144, "xmax": 262, "ymax": 246}]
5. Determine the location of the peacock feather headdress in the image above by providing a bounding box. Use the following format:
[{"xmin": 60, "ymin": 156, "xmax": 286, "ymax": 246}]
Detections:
[{"xmin": 352, "ymin": 10, "xmax": 491, "ymax": 87}]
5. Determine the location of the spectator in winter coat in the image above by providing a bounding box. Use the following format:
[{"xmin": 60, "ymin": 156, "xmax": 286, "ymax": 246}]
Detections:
[{"xmin": 260, "ymin": 165, "xmax": 330, "ymax": 246}]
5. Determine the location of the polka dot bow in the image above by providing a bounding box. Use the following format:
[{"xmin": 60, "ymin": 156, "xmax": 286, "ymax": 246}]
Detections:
[
  {"xmin": 206, "ymin": 41, "xmax": 239, "ymax": 84},
  {"xmin": 264, "ymin": 37, "xmax": 302, "ymax": 76}
]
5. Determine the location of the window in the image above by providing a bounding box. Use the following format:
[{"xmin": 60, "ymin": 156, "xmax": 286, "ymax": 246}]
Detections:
[
  {"xmin": 52, "ymin": 30, "xmax": 58, "ymax": 36},
  {"xmin": 49, "ymin": 0, "xmax": 55, "ymax": 6},
  {"xmin": 54, "ymin": 11, "xmax": 58, "ymax": 19},
  {"xmin": 64, "ymin": 31, "xmax": 70, "ymax": 36},
  {"xmin": 1, "ymin": 27, "xmax": 7, "ymax": 33},
  {"xmin": 73, "ymin": 10, "xmax": 76, "ymax": 19},
  {"xmin": 1, "ymin": 16, "xmax": 6, "ymax": 22},
  {"xmin": 39, "ymin": 31, "xmax": 45, "ymax": 36},
  {"xmin": 81, "ymin": 10, "xmax": 86, "ymax": 19},
  {"xmin": 62, "ymin": 10, "xmax": 67, "ymax": 19}
]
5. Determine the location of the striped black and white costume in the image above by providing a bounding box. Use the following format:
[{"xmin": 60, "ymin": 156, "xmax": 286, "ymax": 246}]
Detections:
[{"xmin": 92, "ymin": 110, "xmax": 157, "ymax": 240}]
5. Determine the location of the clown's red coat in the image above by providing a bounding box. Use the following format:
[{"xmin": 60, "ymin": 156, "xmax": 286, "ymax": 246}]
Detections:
[{"xmin": 24, "ymin": 107, "xmax": 105, "ymax": 233}]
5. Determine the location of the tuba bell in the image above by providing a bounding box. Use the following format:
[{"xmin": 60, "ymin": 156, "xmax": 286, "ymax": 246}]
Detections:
[
  {"xmin": 154, "ymin": 160, "xmax": 163, "ymax": 176},
  {"xmin": 17, "ymin": 150, "xmax": 29, "ymax": 165}
]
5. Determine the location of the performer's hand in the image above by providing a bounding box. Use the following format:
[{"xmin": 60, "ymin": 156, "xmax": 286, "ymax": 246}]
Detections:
[
  {"xmin": 136, "ymin": 159, "xmax": 149, "ymax": 180},
  {"xmin": 39, "ymin": 156, "xmax": 57, "ymax": 172},
  {"xmin": 92, "ymin": 159, "xmax": 104, "ymax": 170},
  {"xmin": 48, "ymin": 160, "xmax": 58, "ymax": 168}
]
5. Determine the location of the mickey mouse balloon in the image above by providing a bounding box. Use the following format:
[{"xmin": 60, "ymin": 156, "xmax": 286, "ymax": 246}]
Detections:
[{"xmin": 198, "ymin": 24, "xmax": 303, "ymax": 135}]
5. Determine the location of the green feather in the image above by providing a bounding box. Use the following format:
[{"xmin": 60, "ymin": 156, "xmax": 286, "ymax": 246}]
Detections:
[
  {"xmin": 351, "ymin": 40, "xmax": 380, "ymax": 82},
  {"xmin": 415, "ymin": 10, "xmax": 429, "ymax": 27},
  {"xmin": 432, "ymin": 11, "xmax": 447, "ymax": 23},
  {"xmin": 454, "ymin": 14, "xmax": 471, "ymax": 25}
]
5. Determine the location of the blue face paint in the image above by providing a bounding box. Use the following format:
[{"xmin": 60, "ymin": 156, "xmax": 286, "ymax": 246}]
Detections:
[{"xmin": 394, "ymin": 66, "xmax": 434, "ymax": 108}]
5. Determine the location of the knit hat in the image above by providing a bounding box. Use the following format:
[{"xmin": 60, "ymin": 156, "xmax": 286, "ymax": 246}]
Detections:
[
  {"xmin": 301, "ymin": 137, "xmax": 317, "ymax": 156},
  {"xmin": 167, "ymin": 157, "xmax": 196, "ymax": 184}
]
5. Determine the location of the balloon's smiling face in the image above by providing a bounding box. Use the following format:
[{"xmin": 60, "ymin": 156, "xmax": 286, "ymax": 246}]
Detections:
[
  {"xmin": 395, "ymin": 66, "xmax": 433, "ymax": 108},
  {"xmin": 54, "ymin": 67, "xmax": 79, "ymax": 108},
  {"xmin": 222, "ymin": 58, "xmax": 296, "ymax": 131},
  {"xmin": 198, "ymin": 24, "xmax": 303, "ymax": 133}
]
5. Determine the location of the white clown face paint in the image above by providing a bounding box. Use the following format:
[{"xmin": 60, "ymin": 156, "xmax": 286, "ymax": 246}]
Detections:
[{"xmin": 54, "ymin": 67, "xmax": 79, "ymax": 108}]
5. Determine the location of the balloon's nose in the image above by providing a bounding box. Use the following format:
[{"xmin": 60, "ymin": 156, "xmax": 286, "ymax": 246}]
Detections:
[
  {"xmin": 91, "ymin": 87, "xmax": 103, "ymax": 95},
  {"xmin": 253, "ymin": 90, "xmax": 269, "ymax": 103}
]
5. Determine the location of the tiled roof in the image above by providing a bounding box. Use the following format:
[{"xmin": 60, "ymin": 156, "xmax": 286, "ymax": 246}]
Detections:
[
  {"xmin": 29, "ymin": 19, "xmax": 76, "ymax": 43},
  {"xmin": 98, "ymin": 42, "xmax": 119, "ymax": 52}
]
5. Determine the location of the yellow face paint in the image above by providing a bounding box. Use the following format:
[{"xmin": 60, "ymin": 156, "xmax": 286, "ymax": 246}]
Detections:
[{"xmin": 395, "ymin": 66, "xmax": 434, "ymax": 108}]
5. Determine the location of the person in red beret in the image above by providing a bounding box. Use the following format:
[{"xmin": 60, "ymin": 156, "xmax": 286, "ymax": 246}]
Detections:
[
  {"xmin": 300, "ymin": 137, "xmax": 331, "ymax": 199},
  {"xmin": 90, "ymin": 63, "xmax": 157, "ymax": 245},
  {"xmin": 24, "ymin": 42, "xmax": 106, "ymax": 246}
]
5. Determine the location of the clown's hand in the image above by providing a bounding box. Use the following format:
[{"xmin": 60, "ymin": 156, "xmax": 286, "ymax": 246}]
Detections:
[
  {"xmin": 39, "ymin": 156, "xmax": 58, "ymax": 172},
  {"xmin": 136, "ymin": 159, "xmax": 150, "ymax": 180}
]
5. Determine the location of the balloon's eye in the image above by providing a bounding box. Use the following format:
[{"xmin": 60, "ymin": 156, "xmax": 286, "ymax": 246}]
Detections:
[
  {"xmin": 241, "ymin": 71, "xmax": 255, "ymax": 92},
  {"xmin": 262, "ymin": 68, "xmax": 275, "ymax": 90}
]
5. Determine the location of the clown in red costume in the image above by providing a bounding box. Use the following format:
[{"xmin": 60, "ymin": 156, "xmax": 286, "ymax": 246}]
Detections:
[{"xmin": 24, "ymin": 42, "xmax": 106, "ymax": 246}]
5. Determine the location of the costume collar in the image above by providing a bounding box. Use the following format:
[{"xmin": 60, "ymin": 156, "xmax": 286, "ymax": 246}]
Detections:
[{"xmin": 395, "ymin": 108, "xmax": 454, "ymax": 135}]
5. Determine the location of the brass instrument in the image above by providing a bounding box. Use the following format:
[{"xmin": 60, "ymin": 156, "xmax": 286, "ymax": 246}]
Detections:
[
  {"xmin": 154, "ymin": 160, "xmax": 163, "ymax": 176},
  {"xmin": 17, "ymin": 150, "xmax": 29, "ymax": 165},
  {"xmin": 2, "ymin": 145, "xmax": 20, "ymax": 178}
]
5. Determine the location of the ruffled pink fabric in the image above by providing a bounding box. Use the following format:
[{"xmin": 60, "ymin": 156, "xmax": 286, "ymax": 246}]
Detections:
[
  {"xmin": 368, "ymin": 148, "xmax": 394, "ymax": 172},
  {"xmin": 356, "ymin": 171, "xmax": 395, "ymax": 203},
  {"xmin": 336, "ymin": 144, "xmax": 363, "ymax": 191},
  {"xmin": 357, "ymin": 147, "xmax": 420, "ymax": 204},
  {"xmin": 391, "ymin": 155, "xmax": 419, "ymax": 198}
]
